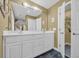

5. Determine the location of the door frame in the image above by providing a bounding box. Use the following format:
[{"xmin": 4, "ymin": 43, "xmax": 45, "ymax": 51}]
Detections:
[
  {"xmin": 58, "ymin": 2, "xmax": 65, "ymax": 58},
  {"xmin": 58, "ymin": 1, "xmax": 71, "ymax": 57}
]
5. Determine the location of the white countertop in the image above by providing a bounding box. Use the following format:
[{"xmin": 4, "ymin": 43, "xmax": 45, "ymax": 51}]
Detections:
[{"xmin": 3, "ymin": 31, "xmax": 54, "ymax": 36}]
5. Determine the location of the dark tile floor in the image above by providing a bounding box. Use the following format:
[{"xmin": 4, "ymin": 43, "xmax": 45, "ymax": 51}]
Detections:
[
  {"xmin": 35, "ymin": 49, "xmax": 62, "ymax": 58},
  {"xmin": 65, "ymin": 45, "xmax": 71, "ymax": 58},
  {"xmin": 35, "ymin": 45, "xmax": 71, "ymax": 58},
  {"xmin": 35, "ymin": 45, "xmax": 70, "ymax": 58}
]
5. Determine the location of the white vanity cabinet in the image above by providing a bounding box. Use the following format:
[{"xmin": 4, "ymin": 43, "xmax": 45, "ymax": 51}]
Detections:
[{"xmin": 3, "ymin": 31, "xmax": 54, "ymax": 58}]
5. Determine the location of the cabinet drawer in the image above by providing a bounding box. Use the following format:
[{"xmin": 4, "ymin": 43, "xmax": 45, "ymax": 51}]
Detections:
[
  {"xmin": 23, "ymin": 34, "xmax": 44, "ymax": 41},
  {"xmin": 5, "ymin": 36, "xmax": 22, "ymax": 44},
  {"xmin": 22, "ymin": 35, "xmax": 37, "ymax": 41}
]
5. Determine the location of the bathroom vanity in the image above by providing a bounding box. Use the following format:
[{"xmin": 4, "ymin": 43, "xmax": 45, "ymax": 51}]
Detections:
[{"xmin": 3, "ymin": 31, "xmax": 54, "ymax": 58}]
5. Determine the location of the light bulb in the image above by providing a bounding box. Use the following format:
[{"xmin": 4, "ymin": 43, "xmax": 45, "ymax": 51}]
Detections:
[{"xmin": 23, "ymin": 2, "xmax": 31, "ymax": 7}]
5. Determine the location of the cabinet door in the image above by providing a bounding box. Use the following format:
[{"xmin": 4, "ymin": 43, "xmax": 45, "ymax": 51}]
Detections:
[
  {"xmin": 44, "ymin": 33, "xmax": 54, "ymax": 51},
  {"xmin": 33, "ymin": 39, "xmax": 44, "ymax": 57},
  {"xmin": 6, "ymin": 43, "xmax": 21, "ymax": 58},
  {"xmin": 22, "ymin": 41, "xmax": 33, "ymax": 58}
]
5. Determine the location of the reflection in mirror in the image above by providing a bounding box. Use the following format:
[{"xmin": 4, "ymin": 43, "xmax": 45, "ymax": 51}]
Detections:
[
  {"xmin": 25, "ymin": 16, "xmax": 42, "ymax": 31},
  {"xmin": 9, "ymin": 2, "xmax": 42, "ymax": 31},
  {"xmin": 65, "ymin": 2, "xmax": 71, "ymax": 58}
]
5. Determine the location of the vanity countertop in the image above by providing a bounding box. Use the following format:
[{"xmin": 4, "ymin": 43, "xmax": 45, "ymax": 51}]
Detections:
[{"xmin": 3, "ymin": 31, "xmax": 54, "ymax": 36}]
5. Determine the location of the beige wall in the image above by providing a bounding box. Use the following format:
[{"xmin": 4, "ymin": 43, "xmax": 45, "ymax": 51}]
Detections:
[
  {"xmin": 48, "ymin": 0, "xmax": 64, "ymax": 48},
  {"xmin": 0, "ymin": 10, "xmax": 9, "ymax": 58},
  {"xmin": 48, "ymin": 0, "xmax": 71, "ymax": 48}
]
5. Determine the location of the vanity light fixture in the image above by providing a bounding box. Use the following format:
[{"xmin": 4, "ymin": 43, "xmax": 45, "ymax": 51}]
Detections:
[
  {"xmin": 23, "ymin": 2, "xmax": 31, "ymax": 7},
  {"xmin": 32, "ymin": 6, "xmax": 41, "ymax": 11},
  {"xmin": 22, "ymin": 2, "xmax": 41, "ymax": 11}
]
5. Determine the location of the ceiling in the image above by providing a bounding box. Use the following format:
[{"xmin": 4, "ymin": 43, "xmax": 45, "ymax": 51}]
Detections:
[
  {"xmin": 31, "ymin": 0, "xmax": 59, "ymax": 9},
  {"xmin": 12, "ymin": 3, "xmax": 41, "ymax": 20}
]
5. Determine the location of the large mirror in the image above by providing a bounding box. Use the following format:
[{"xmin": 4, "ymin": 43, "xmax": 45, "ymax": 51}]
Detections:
[{"xmin": 8, "ymin": 2, "xmax": 42, "ymax": 31}]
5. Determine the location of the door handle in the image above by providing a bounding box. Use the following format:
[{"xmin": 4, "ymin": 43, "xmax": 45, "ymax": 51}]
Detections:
[{"xmin": 73, "ymin": 33, "xmax": 79, "ymax": 35}]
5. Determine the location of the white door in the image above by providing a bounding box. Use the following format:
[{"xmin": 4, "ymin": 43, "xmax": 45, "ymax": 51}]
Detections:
[
  {"xmin": 28, "ymin": 18, "xmax": 36, "ymax": 31},
  {"xmin": 71, "ymin": 0, "xmax": 79, "ymax": 58},
  {"xmin": 36, "ymin": 17, "xmax": 42, "ymax": 31},
  {"xmin": 58, "ymin": 2, "xmax": 65, "ymax": 57}
]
